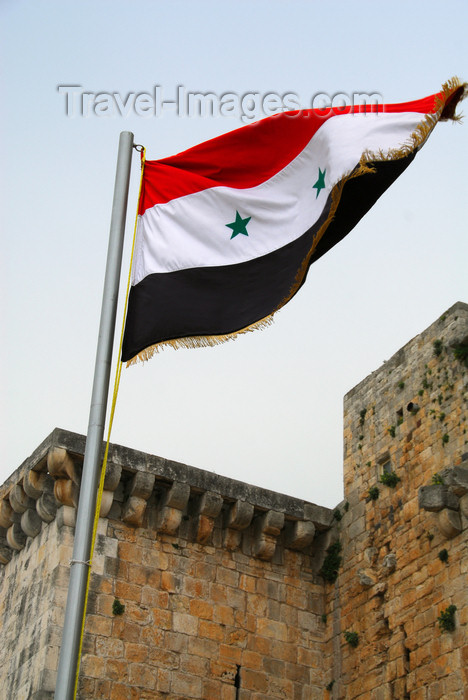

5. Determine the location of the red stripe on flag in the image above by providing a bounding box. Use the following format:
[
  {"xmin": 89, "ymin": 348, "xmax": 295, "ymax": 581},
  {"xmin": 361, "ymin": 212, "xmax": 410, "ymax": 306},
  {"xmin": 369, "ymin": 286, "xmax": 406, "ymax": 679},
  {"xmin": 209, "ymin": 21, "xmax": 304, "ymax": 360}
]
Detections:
[{"xmin": 139, "ymin": 92, "xmax": 440, "ymax": 214}]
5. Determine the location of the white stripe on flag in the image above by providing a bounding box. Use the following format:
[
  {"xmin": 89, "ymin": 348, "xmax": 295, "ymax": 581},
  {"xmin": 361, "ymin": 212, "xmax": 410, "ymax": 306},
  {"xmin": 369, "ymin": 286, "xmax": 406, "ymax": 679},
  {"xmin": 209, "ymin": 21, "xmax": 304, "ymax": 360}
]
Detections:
[{"xmin": 132, "ymin": 111, "xmax": 423, "ymax": 284}]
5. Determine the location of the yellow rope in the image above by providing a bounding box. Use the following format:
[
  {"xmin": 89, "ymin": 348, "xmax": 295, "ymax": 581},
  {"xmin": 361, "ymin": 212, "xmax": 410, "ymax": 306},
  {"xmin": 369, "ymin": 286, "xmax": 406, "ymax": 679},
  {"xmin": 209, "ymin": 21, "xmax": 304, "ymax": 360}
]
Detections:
[{"xmin": 72, "ymin": 146, "xmax": 146, "ymax": 699}]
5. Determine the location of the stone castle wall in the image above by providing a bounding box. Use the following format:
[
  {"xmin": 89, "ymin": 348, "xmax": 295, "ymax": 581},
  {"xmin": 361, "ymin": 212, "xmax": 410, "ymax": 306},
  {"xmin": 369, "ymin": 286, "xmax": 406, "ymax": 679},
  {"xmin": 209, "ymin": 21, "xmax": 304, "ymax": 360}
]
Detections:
[
  {"xmin": 0, "ymin": 430, "xmax": 332, "ymax": 699},
  {"xmin": 0, "ymin": 302, "xmax": 467, "ymax": 699},
  {"xmin": 325, "ymin": 301, "xmax": 468, "ymax": 698}
]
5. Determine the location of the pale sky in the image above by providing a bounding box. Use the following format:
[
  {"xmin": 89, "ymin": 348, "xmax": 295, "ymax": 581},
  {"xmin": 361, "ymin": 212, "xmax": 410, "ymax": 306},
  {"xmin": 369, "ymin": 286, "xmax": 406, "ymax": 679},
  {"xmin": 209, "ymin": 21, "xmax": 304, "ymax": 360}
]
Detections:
[{"xmin": 1, "ymin": 0, "xmax": 467, "ymax": 508}]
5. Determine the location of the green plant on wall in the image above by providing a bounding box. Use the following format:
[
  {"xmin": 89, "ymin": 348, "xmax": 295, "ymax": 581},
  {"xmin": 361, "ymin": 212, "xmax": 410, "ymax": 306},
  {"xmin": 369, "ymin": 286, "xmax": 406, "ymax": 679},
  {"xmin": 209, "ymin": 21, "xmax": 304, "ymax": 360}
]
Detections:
[
  {"xmin": 432, "ymin": 473, "xmax": 444, "ymax": 485},
  {"xmin": 433, "ymin": 339, "xmax": 443, "ymax": 357},
  {"xmin": 359, "ymin": 408, "xmax": 367, "ymax": 426},
  {"xmin": 437, "ymin": 605, "xmax": 457, "ymax": 632},
  {"xmin": 453, "ymin": 343, "xmax": 468, "ymax": 367},
  {"xmin": 344, "ymin": 630, "xmax": 359, "ymax": 647},
  {"xmin": 388, "ymin": 425, "xmax": 396, "ymax": 438},
  {"xmin": 112, "ymin": 598, "xmax": 125, "ymax": 616},
  {"xmin": 368, "ymin": 486, "xmax": 380, "ymax": 501},
  {"xmin": 319, "ymin": 541, "xmax": 342, "ymax": 583},
  {"xmin": 380, "ymin": 471, "xmax": 401, "ymax": 487},
  {"xmin": 438, "ymin": 548, "xmax": 449, "ymax": 563}
]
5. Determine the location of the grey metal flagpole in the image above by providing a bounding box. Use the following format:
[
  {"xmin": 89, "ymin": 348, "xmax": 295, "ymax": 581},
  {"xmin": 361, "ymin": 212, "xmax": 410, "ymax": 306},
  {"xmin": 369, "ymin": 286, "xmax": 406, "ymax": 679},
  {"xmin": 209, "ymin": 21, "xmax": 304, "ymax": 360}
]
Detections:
[{"xmin": 55, "ymin": 130, "xmax": 134, "ymax": 700}]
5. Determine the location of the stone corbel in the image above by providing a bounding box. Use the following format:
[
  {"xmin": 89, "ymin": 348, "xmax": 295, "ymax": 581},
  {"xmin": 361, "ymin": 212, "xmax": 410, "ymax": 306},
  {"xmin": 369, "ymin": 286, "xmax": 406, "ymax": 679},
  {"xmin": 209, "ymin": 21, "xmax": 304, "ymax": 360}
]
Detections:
[
  {"xmin": 0, "ymin": 499, "xmax": 14, "ymax": 529},
  {"xmin": 0, "ymin": 535, "xmax": 12, "ymax": 565},
  {"xmin": 155, "ymin": 482, "xmax": 190, "ymax": 535},
  {"xmin": 96, "ymin": 462, "xmax": 123, "ymax": 518},
  {"xmin": 36, "ymin": 476, "xmax": 58, "ymax": 523},
  {"xmin": 419, "ymin": 471, "xmax": 465, "ymax": 538},
  {"xmin": 437, "ymin": 508, "xmax": 462, "ymax": 539},
  {"xmin": 54, "ymin": 479, "xmax": 79, "ymax": 508},
  {"xmin": 223, "ymin": 500, "xmax": 254, "ymax": 550},
  {"xmin": 9, "ymin": 484, "xmax": 35, "ymax": 514},
  {"xmin": 253, "ymin": 510, "xmax": 284, "ymax": 560},
  {"xmin": 47, "ymin": 447, "xmax": 79, "ymax": 482},
  {"xmin": 418, "ymin": 485, "xmax": 459, "ymax": 512},
  {"xmin": 6, "ymin": 522, "xmax": 27, "ymax": 551},
  {"xmin": 23, "ymin": 468, "xmax": 47, "ymax": 500},
  {"xmin": 441, "ymin": 465, "xmax": 468, "ymax": 496},
  {"xmin": 48, "ymin": 447, "xmax": 80, "ymax": 510},
  {"xmin": 284, "ymin": 519, "xmax": 315, "ymax": 551},
  {"xmin": 21, "ymin": 508, "xmax": 43, "ymax": 538},
  {"xmin": 194, "ymin": 491, "xmax": 223, "ymax": 544},
  {"xmin": 121, "ymin": 472, "xmax": 155, "ymax": 527}
]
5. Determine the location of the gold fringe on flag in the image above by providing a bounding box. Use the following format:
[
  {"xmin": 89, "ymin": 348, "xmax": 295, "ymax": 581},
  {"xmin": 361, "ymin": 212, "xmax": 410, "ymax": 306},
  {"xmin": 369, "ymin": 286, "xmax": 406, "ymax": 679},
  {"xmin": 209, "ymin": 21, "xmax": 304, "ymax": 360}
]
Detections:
[
  {"xmin": 126, "ymin": 316, "xmax": 275, "ymax": 365},
  {"xmin": 284, "ymin": 77, "xmax": 466, "ymax": 309},
  {"xmin": 127, "ymin": 77, "xmax": 466, "ymax": 366}
]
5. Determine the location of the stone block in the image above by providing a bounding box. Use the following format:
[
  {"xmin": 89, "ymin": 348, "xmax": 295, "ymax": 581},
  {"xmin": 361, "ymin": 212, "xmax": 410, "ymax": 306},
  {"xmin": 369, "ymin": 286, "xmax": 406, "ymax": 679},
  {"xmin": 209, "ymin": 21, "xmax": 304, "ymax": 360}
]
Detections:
[
  {"xmin": 418, "ymin": 485, "xmax": 459, "ymax": 512},
  {"xmin": 195, "ymin": 515, "xmax": 215, "ymax": 545},
  {"xmin": 253, "ymin": 510, "xmax": 284, "ymax": 560},
  {"xmin": 223, "ymin": 528, "xmax": 242, "ymax": 551},
  {"xmin": 162, "ymin": 481, "xmax": 190, "ymax": 510},
  {"xmin": 21, "ymin": 508, "xmax": 43, "ymax": 538},
  {"xmin": 198, "ymin": 491, "xmax": 223, "ymax": 519},
  {"xmin": 382, "ymin": 553, "xmax": 397, "ymax": 572},
  {"xmin": 23, "ymin": 469, "xmax": 46, "ymax": 499},
  {"xmin": 56, "ymin": 505, "xmax": 77, "ymax": 528},
  {"xmin": 9, "ymin": 484, "xmax": 35, "ymax": 513},
  {"xmin": 98, "ymin": 490, "xmax": 114, "ymax": 518},
  {"xmin": 155, "ymin": 482, "xmax": 190, "ymax": 535},
  {"xmin": 36, "ymin": 489, "xmax": 58, "ymax": 523},
  {"xmin": 223, "ymin": 500, "xmax": 253, "ymax": 550},
  {"xmin": 54, "ymin": 478, "xmax": 79, "ymax": 508},
  {"xmin": 194, "ymin": 492, "xmax": 223, "ymax": 544},
  {"xmin": 0, "ymin": 499, "xmax": 14, "ymax": 528},
  {"xmin": 437, "ymin": 508, "xmax": 462, "ymax": 538},
  {"xmin": 103, "ymin": 462, "xmax": 122, "ymax": 491},
  {"xmin": 358, "ymin": 569, "xmax": 377, "ymax": 587},
  {"xmin": 442, "ymin": 465, "xmax": 468, "ymax": 496},
  {"xmin": 285, "ymin": 519, "xmax": 315, "ymax": 550},
  {"xmin": 225, "ymin": 500, "xmax": 254, "ymax": 530},
  {"xmin": 460, "ymin": 493, "xmax": 468, "ymax": 518},
  {"xmin": 47, "ymin": 447, "xmax": 78, "ymax": 483},
  {"xmin": 0, "ymin": 544, "xmax": 12, "ymax": 564},
  {"xmin": 122, "ymin": 496, "xmax": 148, "ymax": 527},
  {"xmin": 127, "ymin": 472, "xmax": 155, "ymax": 500},
  {"xmin": 6, "ymin": 522, "xmax": 27, "ymax": 550}
]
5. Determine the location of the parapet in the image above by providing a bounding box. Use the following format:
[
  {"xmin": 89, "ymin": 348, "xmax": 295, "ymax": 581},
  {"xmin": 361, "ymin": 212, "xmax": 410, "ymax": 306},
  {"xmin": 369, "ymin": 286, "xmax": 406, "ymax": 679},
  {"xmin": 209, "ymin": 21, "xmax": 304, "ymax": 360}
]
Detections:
[{"xmin": 0, "ymin": 428, "xmax": 333, "ymax": 567}]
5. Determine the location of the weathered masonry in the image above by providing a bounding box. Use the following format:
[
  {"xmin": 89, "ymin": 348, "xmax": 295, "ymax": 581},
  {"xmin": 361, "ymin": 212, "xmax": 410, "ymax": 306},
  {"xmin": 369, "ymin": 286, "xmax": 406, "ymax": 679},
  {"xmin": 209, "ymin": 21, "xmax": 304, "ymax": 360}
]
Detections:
[{"xmin": 0, "ymin": 302, "xmax": 467, "ymax": 699}]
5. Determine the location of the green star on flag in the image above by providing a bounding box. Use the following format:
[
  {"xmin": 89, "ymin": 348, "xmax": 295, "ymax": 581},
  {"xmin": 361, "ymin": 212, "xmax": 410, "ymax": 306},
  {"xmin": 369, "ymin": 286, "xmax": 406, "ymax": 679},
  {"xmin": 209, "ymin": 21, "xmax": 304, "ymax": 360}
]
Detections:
[
  {"xmin": 226, "ymin": 211, "xmax": 251, "ymax": 239},
  {"xmin": 313, "ymin": 167, "xmax": 326, "ymax": 198}
]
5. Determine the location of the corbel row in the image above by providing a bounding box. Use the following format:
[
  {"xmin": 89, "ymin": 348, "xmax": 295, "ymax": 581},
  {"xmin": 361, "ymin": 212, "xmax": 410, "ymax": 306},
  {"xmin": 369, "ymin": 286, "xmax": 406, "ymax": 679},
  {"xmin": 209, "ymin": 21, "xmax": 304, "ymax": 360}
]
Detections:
[
  {"xmin": 0, "ymin": 446, "xmax": 122, "ymax": 564},
  {"xmin": 0, "ymin": 447, "xmax": 319, "ymax": 565},
  {"xmin": 120, "ymin": 476, "xmax": 316, "ymax": 560}
]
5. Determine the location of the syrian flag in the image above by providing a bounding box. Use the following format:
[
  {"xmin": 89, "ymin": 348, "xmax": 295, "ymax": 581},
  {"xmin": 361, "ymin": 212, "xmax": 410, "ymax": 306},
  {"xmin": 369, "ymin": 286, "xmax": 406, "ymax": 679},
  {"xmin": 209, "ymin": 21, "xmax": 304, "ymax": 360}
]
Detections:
[{"xmin": 122, "ymin": 78, "xmax": 465, "ymax": 363}]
